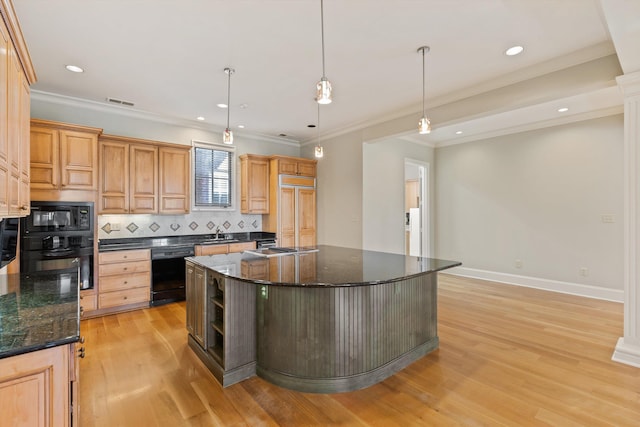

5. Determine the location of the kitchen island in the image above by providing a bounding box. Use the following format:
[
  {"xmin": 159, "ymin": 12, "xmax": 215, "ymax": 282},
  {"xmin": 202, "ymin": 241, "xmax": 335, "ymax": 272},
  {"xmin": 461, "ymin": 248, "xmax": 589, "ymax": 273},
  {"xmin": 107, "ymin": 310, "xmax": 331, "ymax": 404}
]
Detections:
[{"xmin": 186, "ymin": 245, "xmax": 460, "ymax": 393}]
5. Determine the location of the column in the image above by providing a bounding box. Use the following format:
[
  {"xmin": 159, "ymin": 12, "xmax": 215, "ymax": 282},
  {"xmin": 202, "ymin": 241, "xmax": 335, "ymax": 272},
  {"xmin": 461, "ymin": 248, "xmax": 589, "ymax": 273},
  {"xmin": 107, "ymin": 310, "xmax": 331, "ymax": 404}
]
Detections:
[{"xmin": 613, "ymin": 71, "xmax": 640, "ymax": 367}]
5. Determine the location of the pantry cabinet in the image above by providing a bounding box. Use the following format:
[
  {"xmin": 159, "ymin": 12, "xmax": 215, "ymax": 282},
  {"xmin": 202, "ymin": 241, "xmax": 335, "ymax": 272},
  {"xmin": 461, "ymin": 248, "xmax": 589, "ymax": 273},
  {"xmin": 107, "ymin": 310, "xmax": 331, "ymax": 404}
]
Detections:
[
  {"xmin": 264, "ymin": 156, "xmax": 317, "ymax": 247},
  {"xmin": 0, "ymin": 5, "xmax": 35, "ymax": 217}
]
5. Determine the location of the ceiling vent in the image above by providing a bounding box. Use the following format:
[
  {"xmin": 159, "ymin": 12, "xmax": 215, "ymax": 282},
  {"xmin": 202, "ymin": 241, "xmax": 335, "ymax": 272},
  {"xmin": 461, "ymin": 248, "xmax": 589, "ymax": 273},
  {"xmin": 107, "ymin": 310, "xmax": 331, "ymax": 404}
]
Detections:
[{"xmin": 106, "ymin": 97, "xmax": 135, "ymax": 107}]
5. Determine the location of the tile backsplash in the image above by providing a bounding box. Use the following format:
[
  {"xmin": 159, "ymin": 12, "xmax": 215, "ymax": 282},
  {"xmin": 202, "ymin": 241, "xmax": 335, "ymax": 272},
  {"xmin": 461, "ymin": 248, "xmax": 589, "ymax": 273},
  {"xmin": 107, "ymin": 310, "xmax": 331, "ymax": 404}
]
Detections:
[{"xmin": 98, "ymin": 211, "xmax": 262, "ymax": 240}]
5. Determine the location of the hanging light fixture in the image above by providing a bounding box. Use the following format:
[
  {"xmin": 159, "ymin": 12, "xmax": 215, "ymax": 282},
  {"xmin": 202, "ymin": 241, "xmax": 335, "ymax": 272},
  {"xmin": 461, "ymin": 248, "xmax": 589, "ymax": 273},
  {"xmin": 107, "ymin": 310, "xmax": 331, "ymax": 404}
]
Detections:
[
  {"xmin": 417, "ymin": 46, "xmax": 431, "ymax": 134},
  {"xmin": 315, "ymin": 104, "xmax": 324, "ymax": 158},
  {"xmin": 223, "ymin": 67, "xmax": 235, "ymax": 144},
  {"xmin": 316, "ymin": 0, "xmax": 332, "ymax": 104}
]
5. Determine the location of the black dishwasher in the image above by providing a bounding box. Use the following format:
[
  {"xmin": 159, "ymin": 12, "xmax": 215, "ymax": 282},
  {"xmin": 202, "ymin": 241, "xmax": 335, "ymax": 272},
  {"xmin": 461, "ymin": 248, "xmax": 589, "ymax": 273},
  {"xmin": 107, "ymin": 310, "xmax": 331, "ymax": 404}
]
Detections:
[{"xmin": 150, "ymin": 245, "xmax": 194, "ymax": 306}]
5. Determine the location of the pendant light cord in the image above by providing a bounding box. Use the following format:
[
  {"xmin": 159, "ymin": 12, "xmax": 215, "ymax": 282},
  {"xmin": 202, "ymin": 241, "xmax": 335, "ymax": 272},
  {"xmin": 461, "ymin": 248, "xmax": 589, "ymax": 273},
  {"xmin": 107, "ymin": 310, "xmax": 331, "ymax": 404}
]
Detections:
[
  {"xmin": 421, "ymin": 47, "xmax": 426, "ymax": 118},
  {"xmin": 226, "ymin": 69, "xmax": 232, "ymax": 128},
  {"xmin": 321, "ymin": 0, "xmax": 326, "ymax": 78}
]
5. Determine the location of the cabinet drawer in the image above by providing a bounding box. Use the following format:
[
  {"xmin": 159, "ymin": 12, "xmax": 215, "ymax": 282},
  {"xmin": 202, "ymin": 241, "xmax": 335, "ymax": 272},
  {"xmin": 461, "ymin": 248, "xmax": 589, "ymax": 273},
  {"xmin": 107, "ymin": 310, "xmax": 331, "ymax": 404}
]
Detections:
[
  {"xmin": 99, "ymin": 260, "xmax": 150, "ymax": 276},
  {"xmin": 229, "ymin": 241, "xmax": 256, "ymax": 253},
  {"xmin": 80, "ymin": 292, "xmax": 97, "ymax": 313},
  {"xmin": 195, "ymin": 244, "xmax": 228, "ymax": 256},
  {"xmin": 99, "ymin": 287, "xmax": 149, "ymax": 309},
  {"xmin": 100, "ymin": 271, "xmax": 150, "ymax": 292},
  {"xmin": 99, "ymin": 249, "xmax": 150, "ymax": 264}
]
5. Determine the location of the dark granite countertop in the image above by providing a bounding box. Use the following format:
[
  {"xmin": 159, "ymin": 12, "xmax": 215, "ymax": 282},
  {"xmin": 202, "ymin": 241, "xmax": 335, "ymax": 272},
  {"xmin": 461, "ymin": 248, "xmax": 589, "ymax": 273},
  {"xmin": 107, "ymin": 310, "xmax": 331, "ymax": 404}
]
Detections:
[
  {"xmin": 98, "ymin": 232, "xmax": 276, "ymax": 252},
  {"xmin": 0, "ymin": 268, "xmax": 80, "ymax": 359},
  {"xmin": 186, "ymin": 244, "xmax": 461, "ymax": 287}
]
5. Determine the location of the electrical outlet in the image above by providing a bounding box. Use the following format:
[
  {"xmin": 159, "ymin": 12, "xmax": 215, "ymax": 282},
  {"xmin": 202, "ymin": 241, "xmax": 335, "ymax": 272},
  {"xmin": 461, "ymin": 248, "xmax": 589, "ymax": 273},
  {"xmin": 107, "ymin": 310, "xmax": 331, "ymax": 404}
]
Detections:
[
  {"xmin": 515, "ymin": 259, "xmax": 523, "ymax": 269},
  {"xmin": 601, "ymin": 214, "xmax": 615, "ymax": 223},
  {"xmin": 579, "ymin": 267, "xmax": 589, "ymax": 277},
  {"xmin": 110, "ymin": 222, "xmax": 121, "ymax": 231}
]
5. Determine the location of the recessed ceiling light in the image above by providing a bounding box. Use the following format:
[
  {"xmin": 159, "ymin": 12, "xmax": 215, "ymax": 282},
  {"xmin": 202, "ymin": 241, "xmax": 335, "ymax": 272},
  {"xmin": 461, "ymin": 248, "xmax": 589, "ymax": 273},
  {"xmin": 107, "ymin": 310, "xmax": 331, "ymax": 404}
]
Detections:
[
  {"xmin": 557, "ymin": 107, "xmax": 569, "ymax": 113},
  {"xmin": 307, "ymin": 124, "xmax": 316, "ymax": 128},
  {"xmin": 196, "ymin": 116, "xmax": 205, "ymax": 121},
  {"xmin": 237, "ymin": 124, "xmax": 245, "ymax": 129},
  {"xmin": 65, "ymin": 64, "xmax": 84, "ymax": 73},
  {"xmin": 217, "ymin": 103, "xmax": 228, "ymax": 109},
  {"xmin": 505, "ymin": 45, "xmax": 524, "ymax": 56},
  {"xmin": 279, "ymin": 133, "xmax": 287, "ymax": 137},
  {"xmin": 455, "ymin": 131, "xmax": 463, "ymax": 135},
  {"xmin": 239, "ymin": 103, "xmax": 248, "ymax": 109}
]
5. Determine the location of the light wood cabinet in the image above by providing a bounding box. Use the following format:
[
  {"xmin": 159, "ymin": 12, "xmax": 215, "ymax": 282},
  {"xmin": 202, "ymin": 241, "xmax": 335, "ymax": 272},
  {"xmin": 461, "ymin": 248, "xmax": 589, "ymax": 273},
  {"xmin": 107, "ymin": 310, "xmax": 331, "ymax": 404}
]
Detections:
[
  {"xmin": 98, "ymin": 249, "xmax": 150, "ymax": 311},
  {"xmin": 240, "ymin": 154, "xmax": 269, "ymax": 214},
  {"xmin": 159, "ymin": 146, "xmax": 190, "ymax": 214},
  {"xmin": 30, "ymin": 119, "xmax": 102, "ymax": 202},
  {"xmin": 194, "ymin": 240, "xmax": 256, "ymax": 256},
  {"xmin": 99, "ymin": 137, "xmax": 158, "ymax": 213},
  {"xmin": 0, "ymin": 343, "xmax": 76, "ymax": 427},
  {"xmin": 99, "ymin": 135, "xmax": 188, "ymax": 214},
  {"xmin": 272, "ymin": 155, "xmax": 317, "ymax": 177},
  {"xmin": 0, "ymin": 9, "xmax": 34, "ymax": 217},
  {"xmin": 264, "ymin": 159, "xmax": 317, "ymax": 247}
]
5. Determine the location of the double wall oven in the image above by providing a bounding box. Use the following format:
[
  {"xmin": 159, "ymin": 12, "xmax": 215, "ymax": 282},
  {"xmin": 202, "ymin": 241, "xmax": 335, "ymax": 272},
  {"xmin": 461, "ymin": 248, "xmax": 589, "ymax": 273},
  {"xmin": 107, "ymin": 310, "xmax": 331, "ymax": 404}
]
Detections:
[{"xmin": 20, "ymin": 202, "xmax": 94, "ymax": 291}]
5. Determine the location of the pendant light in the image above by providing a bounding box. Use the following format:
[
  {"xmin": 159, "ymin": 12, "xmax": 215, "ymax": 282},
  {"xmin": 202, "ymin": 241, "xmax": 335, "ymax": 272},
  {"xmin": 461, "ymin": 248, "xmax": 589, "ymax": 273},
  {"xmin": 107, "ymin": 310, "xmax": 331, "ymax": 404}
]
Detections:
[
  {"xmin": 315, "ymin": 104, "xmax": 324, "ymax": 158},
  {"xmin": 316, "ymin": 0, "xmax": 332, "ymax": 104},
  {"xmin": 223, "ymin": 67, "xmax": 234, "ymax": 144},
  {"xmin": 417, "ymin": 46, "xmax": 431, "ymax": 134}
]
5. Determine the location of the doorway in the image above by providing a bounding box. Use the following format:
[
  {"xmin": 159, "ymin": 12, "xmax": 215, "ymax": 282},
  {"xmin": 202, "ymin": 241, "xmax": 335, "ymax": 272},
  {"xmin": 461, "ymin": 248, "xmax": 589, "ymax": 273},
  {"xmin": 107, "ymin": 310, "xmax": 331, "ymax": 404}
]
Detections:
[{"xmin": 404, "ymin": 159, "xmax": 429, "ymax": 257}]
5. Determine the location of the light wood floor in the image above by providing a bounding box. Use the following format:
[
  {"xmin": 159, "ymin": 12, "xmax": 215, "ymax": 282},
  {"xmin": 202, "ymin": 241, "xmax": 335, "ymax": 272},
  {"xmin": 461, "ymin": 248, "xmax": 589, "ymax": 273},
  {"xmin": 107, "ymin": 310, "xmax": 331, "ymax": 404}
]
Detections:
[{"xmin": 79, "ymin": 274, "xmax": 640, "ymax": 426}]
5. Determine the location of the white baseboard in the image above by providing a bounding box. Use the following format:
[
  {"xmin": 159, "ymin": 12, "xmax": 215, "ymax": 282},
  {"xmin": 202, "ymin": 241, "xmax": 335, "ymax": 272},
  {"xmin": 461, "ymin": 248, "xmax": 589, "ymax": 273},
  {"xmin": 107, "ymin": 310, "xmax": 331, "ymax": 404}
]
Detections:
[
  {"xmin": 612, "ymin": 337, "xmax": 640, "ymax": 368},
  {"xmin": 443, "ymin": 266, "xmax": 624, "ymax": 303}
]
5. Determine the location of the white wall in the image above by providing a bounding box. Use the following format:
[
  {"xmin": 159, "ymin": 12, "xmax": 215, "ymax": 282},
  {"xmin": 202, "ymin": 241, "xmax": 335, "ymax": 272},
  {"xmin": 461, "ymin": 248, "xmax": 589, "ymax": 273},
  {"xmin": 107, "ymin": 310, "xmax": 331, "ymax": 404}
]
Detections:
[
  {"xmin": 362, "ymin": 138, "xmax": 434, "ymax": 255},
  {"xmin": 435, "ymin": 115, "xmax": 624, "ymax": 295},
  {"xmin": 303, "ymin": 130, "xmax": 364, "ymax": 248}
]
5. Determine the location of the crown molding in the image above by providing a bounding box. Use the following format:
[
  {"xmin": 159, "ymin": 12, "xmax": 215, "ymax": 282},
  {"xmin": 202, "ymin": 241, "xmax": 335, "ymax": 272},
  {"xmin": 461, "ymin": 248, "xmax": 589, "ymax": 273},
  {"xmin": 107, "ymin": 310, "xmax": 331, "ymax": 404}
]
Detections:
[
  {"xmin": 30, "ymin": 90, "xmax": 300, "ymax": 147},
  {"xmin": 0, "ymin": 0, "xmax": 36, "ymax": 83}
]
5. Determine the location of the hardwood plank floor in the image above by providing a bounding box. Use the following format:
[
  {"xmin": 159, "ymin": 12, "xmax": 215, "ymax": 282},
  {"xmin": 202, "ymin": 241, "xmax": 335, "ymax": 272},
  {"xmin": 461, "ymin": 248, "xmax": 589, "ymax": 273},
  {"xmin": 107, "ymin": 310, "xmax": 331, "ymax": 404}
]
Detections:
[{"xmin": 79, "ymin": 274, "xmax": 640, "ymax": 426}]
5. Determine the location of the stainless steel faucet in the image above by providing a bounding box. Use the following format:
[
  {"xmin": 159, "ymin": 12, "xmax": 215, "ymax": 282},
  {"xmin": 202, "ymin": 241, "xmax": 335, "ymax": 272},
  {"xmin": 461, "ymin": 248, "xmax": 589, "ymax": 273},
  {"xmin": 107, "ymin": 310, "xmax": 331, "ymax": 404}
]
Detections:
[{"xmin": 215, "ymin": 226, "xmax": 221, "ymax": 239}]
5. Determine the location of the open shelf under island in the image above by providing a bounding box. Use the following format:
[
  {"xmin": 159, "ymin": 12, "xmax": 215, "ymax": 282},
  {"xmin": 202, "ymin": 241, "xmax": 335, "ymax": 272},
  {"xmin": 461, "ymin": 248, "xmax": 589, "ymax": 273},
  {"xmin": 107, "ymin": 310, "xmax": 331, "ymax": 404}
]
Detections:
[{"xmin": 185, "ymin": 245, "xmax": 460, "ymax": 393}]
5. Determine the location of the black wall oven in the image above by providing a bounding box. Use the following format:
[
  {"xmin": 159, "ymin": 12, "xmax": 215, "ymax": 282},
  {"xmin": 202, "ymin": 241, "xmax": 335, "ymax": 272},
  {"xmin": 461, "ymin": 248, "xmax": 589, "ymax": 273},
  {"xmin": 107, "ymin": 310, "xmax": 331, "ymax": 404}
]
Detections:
[{"xmin": 20, "ymin": 202, "xmax": 94, "ymax": 290}]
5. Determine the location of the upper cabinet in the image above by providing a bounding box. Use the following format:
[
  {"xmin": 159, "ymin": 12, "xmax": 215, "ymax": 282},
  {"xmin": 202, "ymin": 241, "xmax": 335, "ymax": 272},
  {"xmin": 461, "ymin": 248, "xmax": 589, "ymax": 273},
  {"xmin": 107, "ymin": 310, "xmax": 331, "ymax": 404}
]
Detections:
[
  {"xmin": 99, "ymin": 134, "xmax": 189, "ymax": 214},
  {"xmin": 271, "ymin": 155, "xmax": 316, "ymax": 177},
  {"xmin": 159, "ymin": 146, "xmax": 190, "ymax": 214},
  {"xmin": 0, "ymin": 3, "xmax": 36, "ymax": 217},
  {"xmin": 30, "ymin": 119, "xmax": 102, "ymax": 202},
  {"xmin": 240, "ymin": 154, "xmax": 270, "ymax": 214}
]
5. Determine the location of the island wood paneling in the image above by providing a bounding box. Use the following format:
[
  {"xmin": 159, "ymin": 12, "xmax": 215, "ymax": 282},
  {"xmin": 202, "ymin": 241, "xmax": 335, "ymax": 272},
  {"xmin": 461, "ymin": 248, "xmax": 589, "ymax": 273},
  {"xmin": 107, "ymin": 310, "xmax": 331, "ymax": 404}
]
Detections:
[{"xmin": 256, "ymin": 274, "xmax": 437, "ymax": 392}]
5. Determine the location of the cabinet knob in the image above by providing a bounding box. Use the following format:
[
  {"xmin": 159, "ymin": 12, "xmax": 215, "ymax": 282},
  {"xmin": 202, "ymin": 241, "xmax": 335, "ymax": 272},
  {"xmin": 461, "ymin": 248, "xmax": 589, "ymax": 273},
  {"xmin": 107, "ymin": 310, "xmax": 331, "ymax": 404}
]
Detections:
[
  {"xmin": 124, "ymin": 281, "xmax": 128, "ymax": 284},
  {"xmin": 123, "ymin": 267, "xmax": 128, "ymax": 271},
  {"xmin": 124, "ymin": 296, "xmax": 128, "ymax": 300},
  {"xmin": 80, "ymin": 336, "xmax": 85, "ymax": 344},
  {"xmin": 21, "ymin": 205, "xmax": 28, "ymax": 210},
  {"xmin": 78, "ymin": 347, "xmax": 86, "ymax": 358}
]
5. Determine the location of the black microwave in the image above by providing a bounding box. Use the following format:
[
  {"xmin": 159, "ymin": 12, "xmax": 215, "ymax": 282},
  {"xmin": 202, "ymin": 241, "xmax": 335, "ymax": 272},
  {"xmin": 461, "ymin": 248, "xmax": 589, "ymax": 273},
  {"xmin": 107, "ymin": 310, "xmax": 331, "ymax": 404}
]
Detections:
[{"xmin": 22, "ymin": 201, "xmax": 94, "ymax": 234}]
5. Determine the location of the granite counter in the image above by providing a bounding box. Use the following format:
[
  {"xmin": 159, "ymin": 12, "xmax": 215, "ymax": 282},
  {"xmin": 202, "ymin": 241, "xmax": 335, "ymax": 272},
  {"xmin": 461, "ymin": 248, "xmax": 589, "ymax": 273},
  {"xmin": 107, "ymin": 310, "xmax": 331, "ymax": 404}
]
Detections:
[{"xmin": 0, "ymin": 268, "xmax": 80, "ymax": 359}]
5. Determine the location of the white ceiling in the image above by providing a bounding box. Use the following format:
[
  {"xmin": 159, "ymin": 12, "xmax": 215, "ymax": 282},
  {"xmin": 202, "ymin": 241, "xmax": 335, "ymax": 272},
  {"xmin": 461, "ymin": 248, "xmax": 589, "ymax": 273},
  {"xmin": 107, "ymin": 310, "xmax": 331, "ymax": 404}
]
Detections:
[{"xmin": 12, "ymin": 0, "xmax": 626, "ymax": 145}]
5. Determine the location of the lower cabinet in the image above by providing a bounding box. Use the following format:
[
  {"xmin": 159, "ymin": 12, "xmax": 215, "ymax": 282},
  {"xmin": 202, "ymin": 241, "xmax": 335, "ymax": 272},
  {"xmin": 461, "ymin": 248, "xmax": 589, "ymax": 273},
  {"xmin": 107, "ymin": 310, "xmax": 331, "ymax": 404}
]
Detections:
[
  {"xmin": 97, "ymin": 249, "xmax": 151, "ymax": 313},
  {"xmin": 0, "ymin": 343, "xmax": 78, "ymax": 427},
  {"xmin": 186, "ymin": 262, "xmax": 256, "ymax": 387}
]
